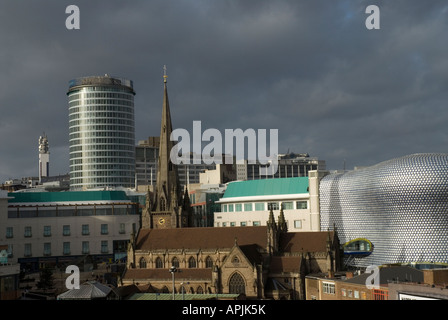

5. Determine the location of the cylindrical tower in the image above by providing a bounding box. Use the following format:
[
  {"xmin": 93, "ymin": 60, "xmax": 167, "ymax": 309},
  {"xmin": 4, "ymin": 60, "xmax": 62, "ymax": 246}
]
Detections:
[
  {"xmin": 67, "ymin": 75, "xmax": 136, "ymax": 190},
  {"xmin": 38, "ymin": 133, "xmax": 50, "ymax": 183}
]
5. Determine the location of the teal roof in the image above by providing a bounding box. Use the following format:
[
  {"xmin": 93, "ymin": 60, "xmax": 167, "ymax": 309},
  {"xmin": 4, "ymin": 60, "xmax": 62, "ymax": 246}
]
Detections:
[
  {"xmin": 223, "ymin": 177, "xmax": 309, "ymax": 198},
  {"xmin": 8, "ymin": 191, "xmax": 130, "ymax": 203}
]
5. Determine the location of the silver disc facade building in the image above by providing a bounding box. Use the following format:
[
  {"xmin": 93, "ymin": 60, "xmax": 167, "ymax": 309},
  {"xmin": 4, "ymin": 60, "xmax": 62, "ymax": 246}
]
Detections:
[
  {"xmin": 68, "ymin": 75, "xmax": 136, "ymax": 190},
  {"xmin": 320, "ymin": 153, "xmax": 448, "ymax": 268}
]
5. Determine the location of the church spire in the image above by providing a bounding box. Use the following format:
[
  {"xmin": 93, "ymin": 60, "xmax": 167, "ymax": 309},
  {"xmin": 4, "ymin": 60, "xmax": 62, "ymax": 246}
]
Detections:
[
  {"xmin": 154, "ymin": 65, "xmax": 178, "ymax": 213},
  {"xmin": 150, "ymin": 66, "xmax": 191, "ymax": 228}
]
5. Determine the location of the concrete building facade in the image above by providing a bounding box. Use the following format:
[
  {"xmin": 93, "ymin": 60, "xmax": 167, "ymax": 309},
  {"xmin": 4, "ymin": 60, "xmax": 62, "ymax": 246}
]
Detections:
[{"xmin": 2, "ymin": 190, "xmax": 140, "ymax": 271}]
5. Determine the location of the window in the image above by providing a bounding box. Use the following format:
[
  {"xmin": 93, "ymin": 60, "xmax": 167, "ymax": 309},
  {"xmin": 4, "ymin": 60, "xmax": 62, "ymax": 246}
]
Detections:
[
  {"xmin": 282, "ymin": 202, "xmax": 293, "ymax": 210},
  {"xmin": 82, "ymin": 224, "xmax": 90, "ymax": 235},
  {"xmin": 354, "ymin": 290, "xmax": 360, "ymax": 299},
  {"xmin": 240, "ymin": 221, "xmax": 247, "ymax": 226},
  {"xmin": 322, "ymin": 282, "xmax": 335, "ymax": 295},
  {"xmin": 82, "ymin": 241, "xmax": 89, "ymax": 254},
  {"xmin": 205, "ymin": 256, "xmax": 213, "ymax": 268},
  {"xmin": 361, "ymin": 291, "xmax": 367, "ymax": 300},
  {"xmin": 188, "ymin": 257, "xmax": 196, "ymax": 268},
  {"xmin": 63, "ymin": 242, "xmax": 70, "ymax": 255},
  {"xmin": 119, "ymin": 223, "xmax": 125, "ymax": 234},
  {"xmin": 172, "ymin": 257, "xmax": 180, "ymax": 268},
  {"xmin": 24, "ymin": 226, "xmax": 32, "ymax": 238},
  {"xmin": 139, "ymin": 257, "xmax": 147, "ymax": 268},
  {"xmin": 24, "ymin": 244, "xmax": 32, "ymax": 257},
  {"xmin": 222, "ymin": 204, "xmax": 228, "ymax": 212},
  {"xmin": 101, "ymin": 241, "xmax": 108, "ymax": 253},
  {"xmin": 341, "ymin": 288, "xmax": 346, "ymax": 297},
  {"xmin": 228, "ymin": 204, "xmax": 234, "ymax": 212},
  {"xmin": 101, "ymin": 224, "xmax": 108, "ymax": 235},
  {"xmin": 230, "ymin": 222, "xmax": 236, "ymax": 227},
  {"xmin": 255, "ymin": 203, "xmax": 265, "ymax": 211},
  {"xmin": 43, "ymin": 243, "xmax": 51, "ymax": 256},
  {"xmin": 6, "ymin": 227, "xmax": 13, "ymax": 238},
  {"xmin": 235, "ymin": 204, "xmax": 242, "ymax": 212},
  {"xmin": 348, "ymin": 290, "xmax": 353, "ymax": 298},
  {"xmin": 63, "ymin": 225, "xmax": 70, "ymax": 236},
  {"xmin": 294, "ymin": 220, "xmax": 302, "ymax": 229},
  {"xmin": 229, "ymin": 273, "xmax": 245, "ymax": 294},
  {"xmin": 155, "ymin": 257, "xmax": 163, "ymax": 268},
  {"xmin": 373, "ymin": 289, "xmax": 388, "ymax": 300},
  {"xmin": 296, "ymin": 201, "xmax": 308, "ymax": 209},
  {"xmin": 252, "ymin": 221, "xmax": 261, "ymax": 226},
  {"xmin": 43, "ymin": 226, "xmax": 51, "ymax": 237},
  {"xmin": 268, "ymin": 202, "xmax": 279, "ymax": 210},
  {"xmin": 244, "ymin": 203, "xmax": 253, "ymax": 211}
]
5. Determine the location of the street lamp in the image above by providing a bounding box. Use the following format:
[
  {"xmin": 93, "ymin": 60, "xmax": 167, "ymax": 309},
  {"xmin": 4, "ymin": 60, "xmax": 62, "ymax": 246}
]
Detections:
[
  {"xmin": 169, "ymin": 265, "xmax": 177, "ymax": 300},
  {"xmin": 180, "ymin": 282, "xmax": 190, "ymax": 300}
]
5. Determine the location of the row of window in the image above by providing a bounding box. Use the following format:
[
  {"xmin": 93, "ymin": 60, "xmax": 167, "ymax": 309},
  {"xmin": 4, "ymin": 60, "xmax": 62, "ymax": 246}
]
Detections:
[
  {"xmin": 68, "ymin": 92, "xmax": 134, "ymax": 101},
  {"xmin": 21, "ymin": 240, "xmax": 110, "ymax": 257},
  {"xmin": 70, "ymin": 151, "xmax": 135, "ymax": 159},
  {"xmin": 69, "ymin": 125, "xmax": 134, "ymax": 133},
  {"xmin": 139, "ymin": 256, "xmax": 215, "ymax": 269},
  {"xmin": 322, "ymin": 282, "xmax": 388, "ymax": 300},
  {"xmin": 70, "ymin": 157, "xmax": 135, "ymax": 165},
  {"xmin": 70, "ymin": 170, "xmax": 134, "ymax": 178},
  {"xmin": 70, "ymin": 144, "xmax": 135, "ymax": 153},
  {"xmin": 221, "ymin": 201, "xmax": 308, "ymax": 213},
  {"xmin": 69, "ymin": 111, "xmax": 134, "ymax": 121},
  {"xmin": 217, "ymin": 220, "xmax": 303, "ymax": 229},
  {"xmin": 69, "ymin": 118, "xmax": 134, "ymax": 127},
  {"xmin": 69, "ymin": 99, "xmax": 133, "ymax": 107},
  {"xmin": 6, "ymin": 224, "xmax": 121, "ymax": 238},
  {"xmin": 70, "ymin": 131, "xmax": 135, "ymax": 140},
  {"xmin": 8, "ymin": 206, "xmax": 136, "ymax": 219},
  {"xmin": 70, "ymin": 164, "xmax": 135, "ymax": 172}
]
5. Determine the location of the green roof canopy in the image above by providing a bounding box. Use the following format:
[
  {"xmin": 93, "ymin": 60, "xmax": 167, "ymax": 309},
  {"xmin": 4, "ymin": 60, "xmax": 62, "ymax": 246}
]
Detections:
[
  {"xmin": 223, "ymin": 177, "xmax": 309, "ymax": 198},
  {"xmin": 8, "ymin": 190, "xmax": 130, "ymax": 203}
]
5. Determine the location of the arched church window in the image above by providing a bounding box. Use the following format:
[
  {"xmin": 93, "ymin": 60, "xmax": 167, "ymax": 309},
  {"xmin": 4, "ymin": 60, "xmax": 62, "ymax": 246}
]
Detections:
[
  {"xmin": 155, "ymin": 257, "xmax": 163, "ymax": 268},
  {"xmin": 188, "ymin": 256, "xmax": 197, "ymax": 268},
  {"xmin": 205, "ymin": 256, "xmax": 213, "ymax": 268},
  {"xmin": 139, "ymin": 257, "xmax": 147, "ymax": 269},
  {"xmin": 197, "ymin": 286, "xmax": 204, "ymax": 294},
  {"xmin": 172, "ymin": 257, "xmax": 179, "ymax": 268},
  {"xmin": 229, "ymin": 272, "xmax": 246, "ymax": 295}
]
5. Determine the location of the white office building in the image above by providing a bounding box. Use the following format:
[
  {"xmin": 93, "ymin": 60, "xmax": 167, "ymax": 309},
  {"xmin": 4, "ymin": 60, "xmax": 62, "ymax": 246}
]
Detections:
[{"xmin": 214, "ymin": 171, "xmax": 326, "ymax": 231}]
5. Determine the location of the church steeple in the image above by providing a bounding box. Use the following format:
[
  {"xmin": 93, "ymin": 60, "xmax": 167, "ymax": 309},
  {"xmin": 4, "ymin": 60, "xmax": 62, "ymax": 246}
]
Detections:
[{"xmin": 150, "ymin": 66, "xmax": 191, "ymax": 229}]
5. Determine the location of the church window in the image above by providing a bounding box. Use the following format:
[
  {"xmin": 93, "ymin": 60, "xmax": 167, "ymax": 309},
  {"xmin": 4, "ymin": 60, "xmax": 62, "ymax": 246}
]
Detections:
[
  {"xmin": 188, "ymin": 256, "xmax": 197, "ymax": 268},
  {"xmin": 229, "ymin": 272, "xmax": 246, "ymax": 295},
  {"xmin": 139, "ymin": 257, "xmax": 147, "ymax": 269},
  {"xmin": 155, "ymin": 257, "xmax": 163, "ymax": 268},
  {"xmin": 232, "ymin": 256, "xmax": 240, "ymax": 264},
  {"xmin": 172, "ymin": 257, "xmax": 179, "ymax": 268},
  {"xmin": 205, "ymin": 256, "xmax": 213, "ymax": 268},
  {"xmin": 197, "ymin": 286, "xmax": 204, "ymax": 294}
]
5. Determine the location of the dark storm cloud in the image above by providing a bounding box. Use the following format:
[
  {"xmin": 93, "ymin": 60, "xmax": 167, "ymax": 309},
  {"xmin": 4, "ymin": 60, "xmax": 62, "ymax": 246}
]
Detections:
[{"xmin": 0, "ymin": 0, "xmax": 447, "ymax": 181}]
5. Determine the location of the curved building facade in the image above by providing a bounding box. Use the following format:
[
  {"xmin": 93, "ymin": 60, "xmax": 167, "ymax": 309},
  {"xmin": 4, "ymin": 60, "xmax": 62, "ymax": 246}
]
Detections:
[
  {"xmin": 68, "ymin": 75, "xmax": 136, "ymax": 190},
  {"xmin": 320, "ymin": 153, "xmax": 448, "ymax": 267}
]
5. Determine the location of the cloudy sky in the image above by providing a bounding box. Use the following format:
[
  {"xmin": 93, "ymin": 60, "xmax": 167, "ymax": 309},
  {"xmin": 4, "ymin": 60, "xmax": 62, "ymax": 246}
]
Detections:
[{"xmin": 0, "ymin": 0, "xmax": 447, "ymax": 183}]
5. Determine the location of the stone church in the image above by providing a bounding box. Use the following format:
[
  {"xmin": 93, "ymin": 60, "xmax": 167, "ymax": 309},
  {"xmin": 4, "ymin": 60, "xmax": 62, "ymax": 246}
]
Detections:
[{"xmin": 121, "ymin": 70, "xmax": 341, "ymax": 299}]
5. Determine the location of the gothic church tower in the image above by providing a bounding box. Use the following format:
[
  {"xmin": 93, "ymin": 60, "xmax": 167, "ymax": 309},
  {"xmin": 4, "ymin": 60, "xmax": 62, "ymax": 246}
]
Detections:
[{"xmin": 142, "ymin": 67, "xmax": 192, "ymax": 229}]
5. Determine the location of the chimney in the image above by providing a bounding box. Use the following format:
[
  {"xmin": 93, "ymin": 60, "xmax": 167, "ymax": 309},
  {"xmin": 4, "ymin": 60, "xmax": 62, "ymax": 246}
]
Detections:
[{"xmin": 346, "ymin": 271, "xmax": 354, "ymax": 279}]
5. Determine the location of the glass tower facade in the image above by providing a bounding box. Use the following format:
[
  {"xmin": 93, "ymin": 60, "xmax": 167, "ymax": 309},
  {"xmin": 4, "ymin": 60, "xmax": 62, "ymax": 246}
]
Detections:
[
  {"xmin": 68, "ymin": 75, "xmax": 136, "ymax": 190},
  {"xmin": 320, "ymin": 153, "xmax": 448, "ymax": 267}
]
